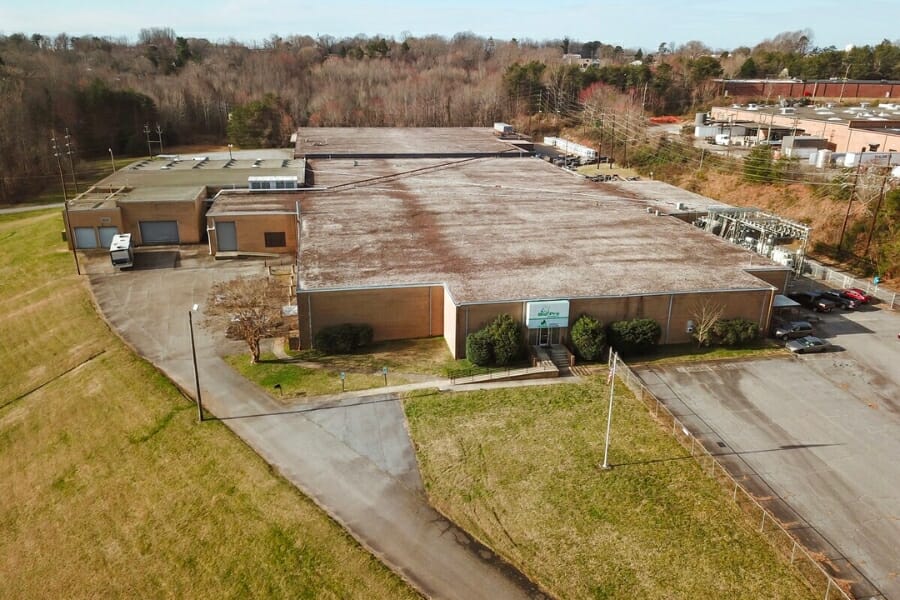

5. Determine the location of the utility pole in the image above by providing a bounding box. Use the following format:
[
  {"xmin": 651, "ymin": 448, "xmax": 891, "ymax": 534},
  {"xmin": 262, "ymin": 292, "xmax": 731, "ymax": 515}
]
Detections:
[
  {"xmin": 51, "ymin": 131, "xmax": 80, "ymax": 275},
  {"xmin": 64, "ymin": 128, "xmax": 78, "ymax": 195},
  {"xmin": 863, "ymin": 161, "xmax": 891, "ymax": 256},
  {"xmin": 156, "ymin": 123, "xmax": 164, "ymax": 155},
  {"xmin": 837, "ymin": 160, "xmax": 864, "ymax": 256},
  {"xmin": 144, "ymin": 124, "xmax": 153, "ymax": 159}
]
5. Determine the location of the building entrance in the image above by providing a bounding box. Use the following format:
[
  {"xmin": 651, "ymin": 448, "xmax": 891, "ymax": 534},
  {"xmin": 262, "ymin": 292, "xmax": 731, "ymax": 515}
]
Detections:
[{"xmin": 533, "ymin": 326, "xmax": 563, "ymax": 347}]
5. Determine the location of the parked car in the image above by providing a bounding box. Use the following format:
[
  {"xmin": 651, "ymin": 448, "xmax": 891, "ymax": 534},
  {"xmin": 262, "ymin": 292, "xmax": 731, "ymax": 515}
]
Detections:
[
  {"xmin": 786, "ymin": 336, "xmax": 833, "ymax": 354},
  {"xmin": 772, "ymin": 320, "xmax": 814, "ymax": 341},
  {"xmin": 841, "ymin": 288, "xmax": 873, "ymax": 304},
  {"xmin": 787, "ymin": 292, "xmax": 836, "ymax": 313},
  {"xmin": 819, "ymin": 290, "xmax": 859, "ymax": 310}
]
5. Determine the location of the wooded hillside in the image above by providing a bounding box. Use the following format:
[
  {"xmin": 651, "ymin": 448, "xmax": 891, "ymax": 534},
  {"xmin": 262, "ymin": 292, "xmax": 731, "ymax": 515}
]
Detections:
[{"xmin": 1, "ymin": 28, "xmax": 898, "ymax": 204}]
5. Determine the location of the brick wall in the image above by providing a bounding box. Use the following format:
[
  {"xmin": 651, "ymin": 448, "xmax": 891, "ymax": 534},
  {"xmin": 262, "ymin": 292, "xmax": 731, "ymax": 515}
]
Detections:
[{"xmin": 298, "ymin": 285, "xmax": 444, "ymax": 350}]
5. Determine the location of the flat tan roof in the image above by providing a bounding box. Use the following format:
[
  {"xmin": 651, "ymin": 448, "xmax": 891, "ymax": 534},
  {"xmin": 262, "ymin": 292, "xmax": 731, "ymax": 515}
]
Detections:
[
  {"xmin": 207, "ymin": 191, "xmax": 299, "ymax": 216},
  {"xmin": 69, "ymin": 184, "xmax": 204, "ymax": 209},
  {"xmin": 94, "ymin": 158, "xmax": 306, "ymax": 191},
  {"xmin": 295, "ymin": 127, "xmax": 528, "ymax": 158},
  {"xmin": 294, "ymin": 157, "xmax": 780, "ymax": 304}
]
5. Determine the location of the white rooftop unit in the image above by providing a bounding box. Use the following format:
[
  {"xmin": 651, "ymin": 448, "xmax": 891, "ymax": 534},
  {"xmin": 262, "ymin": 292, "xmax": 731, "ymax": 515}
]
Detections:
[{"xmin": 248, "ymin": 175, "xmax": 299, "ymax": 190}]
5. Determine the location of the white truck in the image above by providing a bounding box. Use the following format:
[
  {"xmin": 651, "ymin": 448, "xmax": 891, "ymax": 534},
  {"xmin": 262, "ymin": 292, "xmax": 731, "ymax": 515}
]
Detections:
[
  {"xmin": 109, "ymin": 233, "xmax": 134, "ymax": 269},
  {"xmin": 493, "ymin": 122, "xmax": 513, "ymax": 137}
]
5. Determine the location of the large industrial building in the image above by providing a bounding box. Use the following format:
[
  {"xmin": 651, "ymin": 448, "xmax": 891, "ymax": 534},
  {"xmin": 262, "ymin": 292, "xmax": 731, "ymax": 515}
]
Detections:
[
  {"xmin": 709, "ymin": 103, "xmax": 900, "ymax": 155},
  {"xmin": 67, "ymin": 127, "xmax": 791, "ymax": 358}
]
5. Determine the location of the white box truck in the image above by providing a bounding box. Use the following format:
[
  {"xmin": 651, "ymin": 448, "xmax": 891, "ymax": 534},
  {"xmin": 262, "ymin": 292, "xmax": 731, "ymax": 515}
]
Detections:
[{"xmin": 109, "ymin": 233, "xmax": 134, "ymax": 269}]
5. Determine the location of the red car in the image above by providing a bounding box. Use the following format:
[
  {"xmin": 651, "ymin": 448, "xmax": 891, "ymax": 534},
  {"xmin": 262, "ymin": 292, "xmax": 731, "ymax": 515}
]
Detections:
[{"xmin": 841, "ymin": 288, "xmax": 873, "ymax": 304}]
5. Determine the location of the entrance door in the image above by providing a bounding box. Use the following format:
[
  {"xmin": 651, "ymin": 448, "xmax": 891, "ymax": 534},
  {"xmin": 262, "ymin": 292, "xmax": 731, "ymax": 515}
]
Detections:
[
  {"xmin": 139, "ymin": 221, "xmax": 179, "ymax": 245},
  {"xmin": 538, "ymin": 327, "xmax": 552, "ymax": 346},
  {"xmin": 216, "ymin": 221, "xmax": 237, "ymax": 252}
]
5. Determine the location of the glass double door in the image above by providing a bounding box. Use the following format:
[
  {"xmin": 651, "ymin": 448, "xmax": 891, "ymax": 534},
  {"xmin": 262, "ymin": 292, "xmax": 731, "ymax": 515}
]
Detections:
[{"xmin": 533, "ymin": 326, "xmax": 564, "ymax": 346}]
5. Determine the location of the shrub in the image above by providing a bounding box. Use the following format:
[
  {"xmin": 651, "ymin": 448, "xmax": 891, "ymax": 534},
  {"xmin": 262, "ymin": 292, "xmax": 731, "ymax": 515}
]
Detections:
[
  {"xmin": 487, "ymin": 314, "xmax": 522, "ymax": 366},
  {"xmin": 570, "ymin": 315, "xmax": 605, "ymax": 360},
  {"xmin": 314, "ymin": 323, "xmax": 373, "ymax": 354},
  {"xmin": 712, "ymin": 318, "xmax": 759, "ymax": 346},
  {"xmin": 465, "ymin": 314, "xmax": 523, "ymax": 366},
  {"xmin": 607, "ymin": 318, "xmax": 661, "ymax": 356},
  {"xmin": 465, "ymin": 329, "xmax": 493, "ymax": 366}
]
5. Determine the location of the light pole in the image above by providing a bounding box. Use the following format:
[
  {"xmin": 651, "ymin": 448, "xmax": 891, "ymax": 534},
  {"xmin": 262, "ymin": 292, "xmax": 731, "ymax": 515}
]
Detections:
[
  {"xmin": 188, "ymin": 304, "xmax": 204, "ymax": 422},
  {"xmin": 227, "ymin": 144, "xmax": 234, "ymax": 160},
  {"xmin": 601, "ymin": 352, "xmax": 617, "ymax": 470},
  {"xmin": 109, "ymin": 148, "xmax": 116, "ymax": 173}
]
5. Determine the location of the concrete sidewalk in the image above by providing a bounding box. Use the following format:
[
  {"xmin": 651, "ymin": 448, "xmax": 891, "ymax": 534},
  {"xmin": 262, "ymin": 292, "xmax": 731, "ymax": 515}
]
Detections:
[{"xmin": 89, "ymin": 264, "xmax": 548, "ymax": 600}]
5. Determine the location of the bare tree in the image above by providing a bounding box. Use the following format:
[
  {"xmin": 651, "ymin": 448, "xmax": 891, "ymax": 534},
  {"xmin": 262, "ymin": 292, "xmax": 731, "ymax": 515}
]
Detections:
[
  {"xmin": 691, "ymin": 299, "xmax": 724, "ymax": 347},
  {"xmin": 204, "ymin": 275, "xmax": 286, "ymax": 364}
]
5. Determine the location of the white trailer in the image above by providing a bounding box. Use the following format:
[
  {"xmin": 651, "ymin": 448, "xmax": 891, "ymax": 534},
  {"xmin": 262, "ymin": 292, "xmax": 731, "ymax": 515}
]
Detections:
[
  {"xmin": 493, "ymin": 122, "xmax": 513, "ymax": 136},
  {"xmin": 109, "ymin": 233, "xmax": 134, "ymax": 269}
]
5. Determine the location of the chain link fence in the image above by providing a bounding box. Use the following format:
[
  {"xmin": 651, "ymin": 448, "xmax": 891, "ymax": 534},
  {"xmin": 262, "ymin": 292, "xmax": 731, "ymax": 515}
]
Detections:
[
  {"xmin": 802, "ymin": 259, "xmax": 897, "ymax": 310},
  {"xmin": 611, "ymin": 354, "xmax": 861, "ymax": 600}
]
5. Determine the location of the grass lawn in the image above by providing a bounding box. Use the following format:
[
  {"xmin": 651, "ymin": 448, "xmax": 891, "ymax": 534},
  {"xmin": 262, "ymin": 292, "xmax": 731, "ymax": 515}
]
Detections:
[
  {"xmin": 227, "ymin": 337, "xmax": 465, "ymax": 401},
  {"xmin": 225, "ymin": 352, "xmax": 401, "ymax": 399},
  {"xmin": 621, "ymin": 340, "xmax": 785, "ymax": 366},
  {"xmin": 0, "ymin": 210, "xmax": 417, "ymax": 599},
  {"xmin": 404, "ymin": 378, "xmax": 814, "ymax": 600},
  {"xmin": 290, "ymin": 337, "xmax": 457, "ymax": 375}
]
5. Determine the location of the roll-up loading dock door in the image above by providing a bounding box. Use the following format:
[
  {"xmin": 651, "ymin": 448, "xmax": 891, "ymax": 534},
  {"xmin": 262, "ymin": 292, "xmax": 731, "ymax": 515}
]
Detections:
[{"xmin": 139, "ymin": 221, "xmax": 180, "ymax": 245}]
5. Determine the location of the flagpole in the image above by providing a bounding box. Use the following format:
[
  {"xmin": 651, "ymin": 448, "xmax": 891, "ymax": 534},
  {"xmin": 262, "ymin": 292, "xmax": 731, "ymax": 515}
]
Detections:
[{"xmin": 601, "ymin": 352, "xmax": 617, "ymax": 470}]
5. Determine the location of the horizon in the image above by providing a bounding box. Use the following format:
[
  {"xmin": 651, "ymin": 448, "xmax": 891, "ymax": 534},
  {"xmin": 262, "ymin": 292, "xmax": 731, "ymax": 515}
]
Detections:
[{"xmin": 1, "ymin": 0, "xmax": 898, "ymax": 51}]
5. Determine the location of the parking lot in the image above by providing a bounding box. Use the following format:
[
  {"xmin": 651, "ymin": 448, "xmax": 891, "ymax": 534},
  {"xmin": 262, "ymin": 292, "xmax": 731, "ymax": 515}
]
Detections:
[{"xmin": 637, "ymin": 292, "xmax": 900, "ymax": 599}]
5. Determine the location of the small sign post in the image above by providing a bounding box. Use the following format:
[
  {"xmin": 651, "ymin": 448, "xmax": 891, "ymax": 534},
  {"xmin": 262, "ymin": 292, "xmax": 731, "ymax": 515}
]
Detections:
[
  {"xmin": 339, "ymin": 371, "xmax": 346, "ymax": 393},
  {"xmin": 382, "ymin": 366, "xmax": 388, "ymax": 386}
]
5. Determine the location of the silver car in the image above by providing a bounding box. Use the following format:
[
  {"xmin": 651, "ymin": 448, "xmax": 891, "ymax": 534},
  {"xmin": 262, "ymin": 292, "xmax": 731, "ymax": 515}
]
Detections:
[{"xmin": 786, "ymin": 336, "xmax": 832, "ymax": 354}]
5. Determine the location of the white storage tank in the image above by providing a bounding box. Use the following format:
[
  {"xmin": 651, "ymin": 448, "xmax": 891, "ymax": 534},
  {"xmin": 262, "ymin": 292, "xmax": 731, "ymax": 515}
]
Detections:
[{"xmin": 815, "ymin": 149, "xmax": 833, "ymax": 169}]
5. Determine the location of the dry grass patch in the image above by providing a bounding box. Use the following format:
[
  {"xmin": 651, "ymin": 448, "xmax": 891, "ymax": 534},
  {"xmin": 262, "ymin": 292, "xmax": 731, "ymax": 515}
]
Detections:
[
  {"xmin": 404, "ymin": 379, "xmax": 814, "ymax": 600},
  {"xmin": 0, "ymin": 210, "xmax": 417, "ymax": 599}
]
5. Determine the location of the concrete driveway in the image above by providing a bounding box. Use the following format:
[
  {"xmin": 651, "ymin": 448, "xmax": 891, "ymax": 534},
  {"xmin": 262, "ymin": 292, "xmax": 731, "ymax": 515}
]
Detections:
[
  {"xmin": 637, "ymin": 303, "xmax": 900, "ymax": 599},
  {"xmin": 88, "ymin": 251, "xmax": 545, "ymax": 600}
]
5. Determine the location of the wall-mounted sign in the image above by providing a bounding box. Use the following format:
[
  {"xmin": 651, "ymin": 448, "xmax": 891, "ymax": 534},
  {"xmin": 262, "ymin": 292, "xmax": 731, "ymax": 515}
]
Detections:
[{"xmin": 526, "ymin": 300, "xmax": 570, "ymax": 329}]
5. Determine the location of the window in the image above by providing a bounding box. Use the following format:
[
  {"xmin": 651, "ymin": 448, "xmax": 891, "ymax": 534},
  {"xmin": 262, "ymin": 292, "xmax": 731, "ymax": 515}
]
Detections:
[{"xmin": 264, "ymin": 232, "xmax": 286, "ymax": 248}]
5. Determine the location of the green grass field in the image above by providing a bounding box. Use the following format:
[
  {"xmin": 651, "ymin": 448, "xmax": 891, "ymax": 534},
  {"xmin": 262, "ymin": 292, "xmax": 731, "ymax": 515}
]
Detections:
[
  {"xmin": 227, "ymin": 337, "xmax": 470, "ymax": 401},
  {"xmin": 0, "ymin": 210, "xmax": 417, "ymax": 598},
  {"xmin": 404, "ymin": 379, "xmax": 814, "ymax": 600}
]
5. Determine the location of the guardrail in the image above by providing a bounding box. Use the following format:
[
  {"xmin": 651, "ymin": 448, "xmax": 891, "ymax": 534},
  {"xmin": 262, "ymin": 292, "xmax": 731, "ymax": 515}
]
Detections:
[
  {"xmin": 447, "ymin": 362, "xmax": 557, "ymax": 384},
  {"xmin": 611, "ymin": 354, "xmax": 863, "ymax": 600}
]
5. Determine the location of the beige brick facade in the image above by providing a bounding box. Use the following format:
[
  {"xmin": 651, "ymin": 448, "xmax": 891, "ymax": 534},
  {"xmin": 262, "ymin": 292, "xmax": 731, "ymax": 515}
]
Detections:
[
  {"xmin": 299, "ymin": 285, "xmax": 775, "ymax": 359},
  {"xmin": 207, "ymin": 213, "xmax": 298, "ymax": 255},
  {"xmin": 298, "ymin": 286, "xmax": 444, "ymax": 349}
]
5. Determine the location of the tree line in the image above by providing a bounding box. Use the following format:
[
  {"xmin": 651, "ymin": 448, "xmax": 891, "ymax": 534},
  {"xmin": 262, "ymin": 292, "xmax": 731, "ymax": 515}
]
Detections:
[{"xmin": 1, "ymin": 28, "xmax": 897, "ymax": 203}]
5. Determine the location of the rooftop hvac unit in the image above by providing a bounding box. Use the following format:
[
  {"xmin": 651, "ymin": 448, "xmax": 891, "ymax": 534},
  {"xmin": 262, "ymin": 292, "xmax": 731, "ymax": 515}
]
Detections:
[
  {"xmin": 675, "ymin": 202, "xmax": 687, "ymax": 210},
  {"xmin": 646, "ymin": 206, "xmax": 654, "ymax": 213}
]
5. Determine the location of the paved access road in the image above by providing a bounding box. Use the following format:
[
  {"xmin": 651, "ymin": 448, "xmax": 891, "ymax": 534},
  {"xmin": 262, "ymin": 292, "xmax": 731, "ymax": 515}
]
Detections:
[
  {"xmin": 638, "ymin": 304, "xmax": 900, "ymax": 600},
  {"xmin": 88, "ymin": 254, "xmax": 546, "ymax": 600}
]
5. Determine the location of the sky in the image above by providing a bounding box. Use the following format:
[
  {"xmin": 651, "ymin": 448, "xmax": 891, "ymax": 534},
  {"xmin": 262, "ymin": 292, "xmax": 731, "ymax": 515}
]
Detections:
[{"xmin": 1, "ymin": 0, "xmax": 898, "ymax": 51}]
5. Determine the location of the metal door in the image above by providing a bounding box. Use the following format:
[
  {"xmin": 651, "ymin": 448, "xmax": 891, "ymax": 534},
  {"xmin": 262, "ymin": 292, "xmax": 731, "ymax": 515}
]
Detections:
[
  {"xmin": 216, "ymin": 221, "xmax": 237, "ymax": 252},
  {"xmin": 98, "ymin": 226, "xmax": 119, "ymax": 248},
  {"xmin": 73, "ymin": 227, "xmax": 98, "ymax": 249},
  {"xmin": 139, "ymin": 221, "xmax": 180, "ymax": 245}
]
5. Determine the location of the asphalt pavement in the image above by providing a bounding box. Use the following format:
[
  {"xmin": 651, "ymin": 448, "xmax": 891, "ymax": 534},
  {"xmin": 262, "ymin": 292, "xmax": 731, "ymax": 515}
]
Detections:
[
  {"xmin": 88, "ymin": 255, "xmax": 546, "ymax": 600},
  {"xmin": 636, "ymin": 301, "xmax": 900, "ymax": 600}
]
